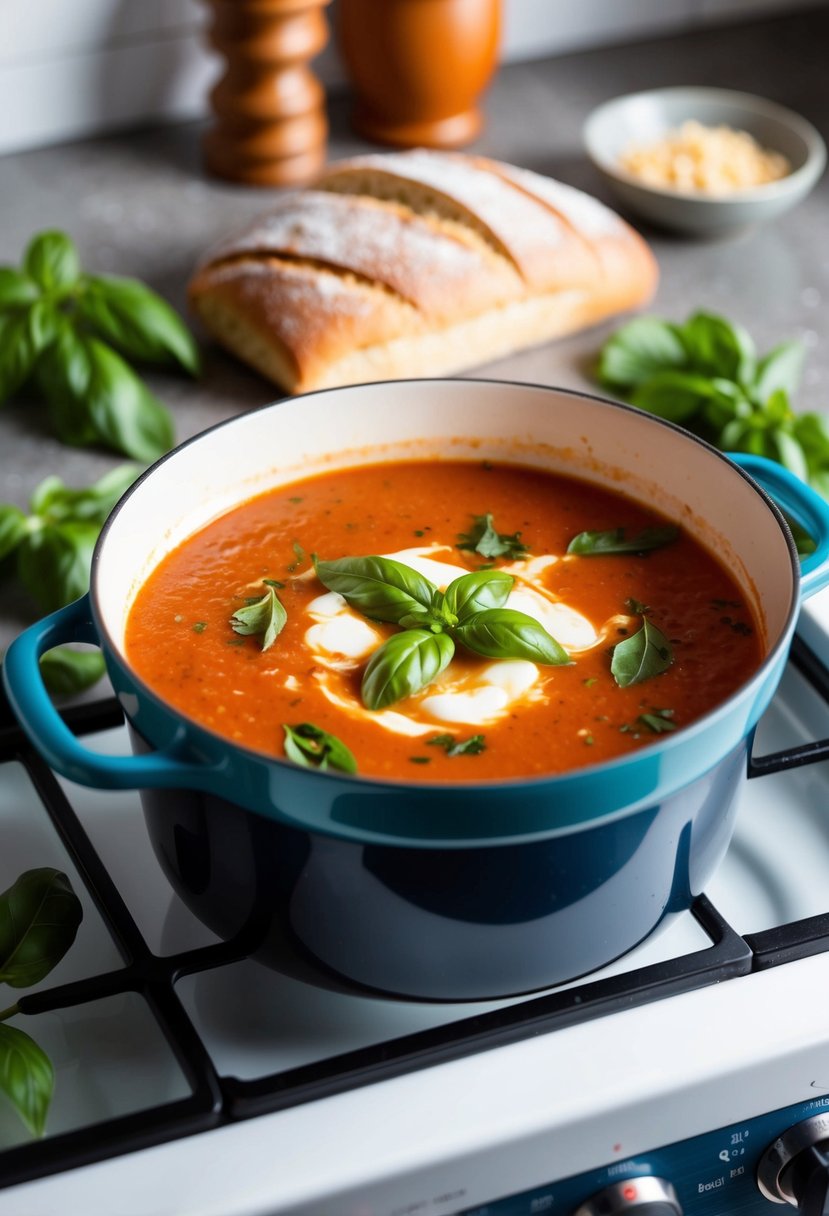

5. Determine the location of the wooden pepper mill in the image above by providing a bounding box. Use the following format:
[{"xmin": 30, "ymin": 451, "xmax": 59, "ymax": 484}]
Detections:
[{"xmin": 202, "ymin": 0, "xmax": 332, "ymax": 187}]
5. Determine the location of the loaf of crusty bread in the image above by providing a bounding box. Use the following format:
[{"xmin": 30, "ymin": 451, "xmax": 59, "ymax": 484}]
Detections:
[{"xmin": 188, "ymin": 150, "xmax": 658, "ymax": 394}]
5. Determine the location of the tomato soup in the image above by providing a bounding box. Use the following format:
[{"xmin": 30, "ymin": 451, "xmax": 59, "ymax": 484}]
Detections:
[{"xmin": 125, "ymin": 460, "xmax": 763, "ymax": 782}]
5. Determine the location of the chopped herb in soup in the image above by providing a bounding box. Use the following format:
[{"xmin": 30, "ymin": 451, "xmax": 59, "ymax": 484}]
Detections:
[{"xmin": 124, "ymin": 460, "xmax": 763, "ymax": 781}]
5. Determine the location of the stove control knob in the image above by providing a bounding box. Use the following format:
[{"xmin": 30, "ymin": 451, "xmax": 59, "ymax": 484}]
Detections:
[
  {"xmin": 574, "ymin": 1177, "xmax": 682, "ymax": 1216},
  {"xmin": 758, "ymin": 1115, "xmax": 829, "ymax": 1214}
]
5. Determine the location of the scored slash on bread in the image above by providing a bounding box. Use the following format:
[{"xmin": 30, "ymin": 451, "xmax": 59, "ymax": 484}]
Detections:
[{"xmin": 188, "ymin": 150, "xmax": 658, "ymax": 394}]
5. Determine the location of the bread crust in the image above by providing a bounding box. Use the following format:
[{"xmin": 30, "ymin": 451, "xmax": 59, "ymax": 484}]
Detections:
[{"xmin": 188, "ymin": 150, "xmax": 658, "ymax": 394}]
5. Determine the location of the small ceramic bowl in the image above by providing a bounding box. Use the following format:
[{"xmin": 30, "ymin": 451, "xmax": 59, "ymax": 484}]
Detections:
[{"xmin": 583, "ymin": 86, "xmax": 826, "ymax": 236}]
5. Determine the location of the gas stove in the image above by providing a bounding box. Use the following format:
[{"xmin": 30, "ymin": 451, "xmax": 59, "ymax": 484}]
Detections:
[{"xmin": 2, "ymin": 597, "xmax": 829, "ymax": 1216}]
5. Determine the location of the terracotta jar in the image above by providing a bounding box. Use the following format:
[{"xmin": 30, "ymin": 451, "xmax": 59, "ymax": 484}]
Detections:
[{"xmin": 337, "ymin": 0, "xmax": 502, "ymax": 148}]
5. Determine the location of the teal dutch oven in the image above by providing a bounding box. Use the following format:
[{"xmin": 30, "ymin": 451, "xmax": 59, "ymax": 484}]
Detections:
[{"xmin": 5, "ymin": 380, "xmax": 829, "ymax": 1001}]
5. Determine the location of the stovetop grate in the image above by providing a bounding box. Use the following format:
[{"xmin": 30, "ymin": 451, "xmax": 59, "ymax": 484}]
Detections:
[{"xmin": 1, "ymin": 635, "xmax": 828, "ymax": 1190}]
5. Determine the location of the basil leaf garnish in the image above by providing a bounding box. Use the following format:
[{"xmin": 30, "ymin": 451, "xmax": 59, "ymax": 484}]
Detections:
[
  {"xmin": 456, "ymin": 513, "xmax": 530, "ymax": 561},
  {"xmin": 0, "ymin": 1023, "xmax": 54, "ymax": 1138},
  {"xmin": 427, "ymin": 733, "xmax": 486, "ymax": 757},
  {"xmin": 230, "ymin": 584, "xmax": 287, "ymax": 651},
  {"xmin": 282, "ymin": 723, "xmax": 357, "ymax": 774},
  {"xmin": 611, "ymin": 618, "xmax": 674, "ymax": 687},
  {"xmin": 455, "ymin": 608, "xmax": 570, "ymax": 664},
  {"xmin": 443, "ymin": 570, "xmax": 514, "ymax": 620},
  {"xmin": 362, "ymin": 629, "xmax": 455, "ymax": 709},
  {"xmin": 567, "ymin": 526, "xmax": 679, "ymax": 556},
  {"xmin": 638, "ymin": 710, "xmax": 677, "ymax": 734},
  {"xmin": 0, "ymin": 868, "xmax": 83, "ymax": 989},
  {"xmin": 314, "ymin": 555, "xmax": 434, "ymax": 624}
]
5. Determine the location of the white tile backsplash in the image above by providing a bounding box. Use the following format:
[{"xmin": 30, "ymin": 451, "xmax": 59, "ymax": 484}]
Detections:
[{"xmin": 0, "ymin": 0, "xmax": 821, "ymax": 154}]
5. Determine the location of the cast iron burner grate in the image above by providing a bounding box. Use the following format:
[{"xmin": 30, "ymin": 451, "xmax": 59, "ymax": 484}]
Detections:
[{"xmin": 1, "ymin": 636, "xmax": 828, "ymax": 1190}]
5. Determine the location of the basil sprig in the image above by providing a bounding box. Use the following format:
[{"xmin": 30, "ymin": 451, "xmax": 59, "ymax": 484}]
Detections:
[
  {"xmin": 611, "ymin": 614, "xmax": 674, "ymax": 687},
  {"xmin": 0, "ymin": 464, "xmax": 142, "ymax": 694},
  {"xmin": 0, "ymin": 230, "xmax": 199, "ymax": 460},
  {"xmin": 0, "ymin": 868, "xmax": 84, "ymax": 1137},
  {"xmin": 456, "ymin": 513, "xmax": 530, "ymax": 561},
  {"xmin": 282, "ymin": 723, "xmax": 357, "ymax": 773},
  {"xmin": 230, "ymin": 583, "xmax": 287, "ymax": 651},
  {"xmin": 567, "ymin": 526, "xmax": 679, "ymax": 556},
  {"xmin": 314, "ymin": 556, "xmax": 569, "ymax": 709},
  {"xmin": 598, "ymin": 311, "xmax": 829, "ymax": 509}
]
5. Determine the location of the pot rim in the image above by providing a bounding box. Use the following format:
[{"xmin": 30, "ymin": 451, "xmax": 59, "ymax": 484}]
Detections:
[{"xmin": 93, "ymin": 376, "xmax": 801, "ymax": 795}]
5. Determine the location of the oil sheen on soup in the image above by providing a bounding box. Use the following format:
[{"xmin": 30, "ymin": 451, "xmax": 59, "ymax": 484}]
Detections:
[{"xmin": 125, "ymin": 459, "xmax": 763, "ymax": 782}]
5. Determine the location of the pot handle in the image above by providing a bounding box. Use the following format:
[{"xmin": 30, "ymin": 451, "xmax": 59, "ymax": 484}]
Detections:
[
  {"xmin": 2, "ymin": 595, "xmax": 223, "ymax": 790},
  {"xmin": 728, "ymin": 453, "xmax": 829, "ymax": 600}
]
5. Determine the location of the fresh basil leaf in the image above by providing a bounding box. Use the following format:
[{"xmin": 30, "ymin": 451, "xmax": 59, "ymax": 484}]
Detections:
[
  {"xmin": 0, "ymin": 868, "xmax": 83, "ymax": 989},
  {"xmin": 443, "ymin": 570, "xmax": 514, "ymax": 620},
  {"xmin": 629, "ymin": 371, "xmax": 720, "ymax": 423},
  {"xmin": 0, "ymin": 505, "xmax": 28, "ymax": 562},
  {"xmin": 701, "ymin": 377, "xmax": 753, "ymax": 431},
  {"xmin": 771, "ymin": 427, "xmax": 810, "ymax": 482},
  {"xmin": 679, "ymin": 312, "xmax": 756, "ymax": 384},
  {"xmin": 39, "ymin": 329, "xmax": 174, "ymax": 460},
  {"xmin": 16, "ymin": 520, "xmax": 99, "ymax": 612},
  {"xmin": 23, "ymin": 230, "xmax": 80, "ymax": 294},
  {"xmin": 427, "ymin": 733, "xmax": 486, "ymax": 756},
  {"xmin": 30, "ymin": 464, "xmax": 142, "ymax": 526},
  {"xmin": 361, "ymin": 629, "xmax": 455, "ymax": 709},
  {"xmin": 282, "ymin": 723, "xmax": 357, "ymax": 774},
  {"xmin": 752, "ymin": 340, "xmax": 805, "ymax": 404},
  {"xmin": 28, "ymin": 298, "xmax": 62, "ymax": 350},
  {"xmin": 78, "ymin": 275, "xmax": 200, "ymax": 376},
  {"xmin": 598, "ymin": 316, "xmax": 687, "ymax": 389},
  {"xmin": 456, "ymin": 514, "xmax": 530, "ymax": 561},
  {"xmin": 567, "ymin": 525, "xmax": 679, "ymax": 556},
  {"xmin": 82, "ymin": 338, "xmax": 175, "ymax": 460},
  {"xmin": 314, "ymin": 555, "xmax": 435, "ymax": 624},
  {"xmin": 34, "ymin": 320, "xmax": 98, "ymax": 446},
  {"xmin": 0, "ymin": 268, "xmax": 39, "ymax": 311},
  {"xmin": 455, "ymin": 608, "xmax": 570, "ymax": 664},
  {"xmin": 230, "ymin": 584, "xmax": 287, "ymax": 650},
  {"xmin": 39, "ymin": 648, "xmax": 106, "ymax": 695},
  {"xmin": 611, "ymin": 618, "xmax": 674, "ymax": 687},
  {"xmin": 0, "ymin": 1023, "xmax": 54, "ymax": 1138},
  {"xmin": 0, "ymin": 308, "xmax": 44, "ymax": 404}
]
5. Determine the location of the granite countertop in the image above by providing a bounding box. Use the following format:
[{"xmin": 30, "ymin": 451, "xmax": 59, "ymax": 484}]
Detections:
[{"xmin": 1, "ymin": 7, "xmax": 827, "ymax": 660}]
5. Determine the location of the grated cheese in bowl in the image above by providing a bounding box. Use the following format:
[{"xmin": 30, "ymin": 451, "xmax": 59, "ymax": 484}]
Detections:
[{"xmin": 619, "ymin": 120, "xmax": 791, "ymax": 195}]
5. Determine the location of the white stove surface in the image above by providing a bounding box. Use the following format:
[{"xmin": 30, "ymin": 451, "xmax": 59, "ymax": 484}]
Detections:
[{"xmin": 1, "ymin": 592, "xmax": 829, "ymax": 1215}]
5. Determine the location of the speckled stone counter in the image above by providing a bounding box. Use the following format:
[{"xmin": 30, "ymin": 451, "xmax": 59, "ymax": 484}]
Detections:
[{"xmin": 1, "ymin": 7, "xmax": 827, "ymax": 658}]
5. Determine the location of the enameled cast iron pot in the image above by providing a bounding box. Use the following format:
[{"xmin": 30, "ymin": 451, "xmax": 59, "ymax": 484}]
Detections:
[{"xmin": 6, "ymin": 380, "xmax": 829, "ymax": 1002}]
